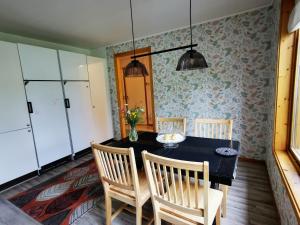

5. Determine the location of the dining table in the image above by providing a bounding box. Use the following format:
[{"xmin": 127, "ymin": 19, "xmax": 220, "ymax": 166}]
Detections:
[{"xmin": 105, "ymin": 131, "xmax": 240, "ymax": 188}]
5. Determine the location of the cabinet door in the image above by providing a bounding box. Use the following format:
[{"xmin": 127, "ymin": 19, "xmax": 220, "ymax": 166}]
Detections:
[
  {"xmin": 18, "ymin": 44, "xmax": 61, "ymax": 80},
  {"xmin": 87, "ymin": 57, "xmax": 113, "ymax": 143},
  {"xmin": 64, "ymin": 81, "xmax": 94, "ymax": 153},
  {"xmin": 0, "ymin": 128, "xmax": 38, "ymax": 185},
  {"xmin": 59, "ymin": 51, "xmax": 88, "ymax": 80},
  {"xmin": 0, "ymin": 41, "xmax": 31, "ymax": 133},
  {"xmin": 26, "ymin": 82, "xmax": 72, "ymax": 166}
]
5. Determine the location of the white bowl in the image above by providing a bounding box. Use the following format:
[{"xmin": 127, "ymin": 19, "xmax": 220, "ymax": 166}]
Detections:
[{"xmin": 156, "ymin": 133, "xmax": 185, "ymax": 145}]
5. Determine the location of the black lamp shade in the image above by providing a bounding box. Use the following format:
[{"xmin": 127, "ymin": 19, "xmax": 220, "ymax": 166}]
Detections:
[
  {"xmin": 124, "ymin": 59, "xmax": 148, "ymax": 76},
  {"xmin": 176, "ymin": 49, "xmax": 208, "ymax": 71}
]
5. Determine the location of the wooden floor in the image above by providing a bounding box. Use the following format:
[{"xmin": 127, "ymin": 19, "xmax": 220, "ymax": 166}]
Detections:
[{"xmin": 0, "ymin": 154, "xmax": 280, "ymax": 225}]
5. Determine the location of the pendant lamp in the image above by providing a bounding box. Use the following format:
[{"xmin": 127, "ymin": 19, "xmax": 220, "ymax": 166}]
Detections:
[
  {"xmin": 124, "ymin": 0, "xmax": 148, "ymax": 77},
  {"xmin": 176, "ymin": 0, "xmax": 208, "ymax": 71}
]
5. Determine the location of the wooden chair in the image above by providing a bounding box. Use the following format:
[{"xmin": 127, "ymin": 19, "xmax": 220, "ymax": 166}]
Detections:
[
  {"xmin": 194, "ymin": 118, "xmax": 233, "ymax": 140},
  {"xmin": 156, "ymin": 117, "xmax": 187, "ymax": 135},
  {"xmin": 142, "ymin": 151, "xmax": 223, "ymax": 225},
  {"xmin": 92, "ymin": 143, "xmax": 153, "ymax": 225},
  {"xmin": 194, "ymin": 118, "xmax": 233, "ymax": 217}
]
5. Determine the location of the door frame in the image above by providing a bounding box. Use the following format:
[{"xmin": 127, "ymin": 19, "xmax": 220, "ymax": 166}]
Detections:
[{"xmin": 114, "ymin": 47, "xmax": 156, "ymax": 138}]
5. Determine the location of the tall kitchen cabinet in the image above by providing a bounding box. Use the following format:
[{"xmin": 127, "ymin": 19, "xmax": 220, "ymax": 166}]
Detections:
[
  {"xmin": 0, "ymin": 41, "xmax": 38, "ymax": 185},
  {"xmin": 18, "ymin": 44, "xmax": 72, "ymax": 167},
  {"xmin": 59, "ymin": 51, "xmax": 94, "ymax": 153},
  {"xmin": 0, "ymin": 41, "xmax": 114, "ymax": 185},
  {"xmin": 87, "ymin": 56, "xmax": 113, "ymax": 143}
]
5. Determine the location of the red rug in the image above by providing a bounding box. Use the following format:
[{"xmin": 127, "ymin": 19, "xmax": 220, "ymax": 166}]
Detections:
[{"xmin": 9, "ymin": 159, "xmax": 103, "ymax": 225}]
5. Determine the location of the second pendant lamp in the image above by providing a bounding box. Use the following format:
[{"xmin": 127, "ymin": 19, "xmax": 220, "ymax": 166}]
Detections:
[
  {"xmin": 176, "ymin": 0, "xmax": 208, "ymax": 71},
  {"xmin": 124, "ymin": 0, "xmax": 148, "ymax": 77}
]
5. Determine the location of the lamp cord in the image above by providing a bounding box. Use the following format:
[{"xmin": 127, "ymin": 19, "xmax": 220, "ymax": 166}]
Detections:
[
  {"xmin": 190, "ymin": 0, "xmax": 193, "ymax": 50},
  {"xmin": 130, "ymin": 0, "xmax": 136, "ymax": 59}
]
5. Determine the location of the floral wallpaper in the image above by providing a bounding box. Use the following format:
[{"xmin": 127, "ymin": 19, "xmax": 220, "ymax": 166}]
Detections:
[
  {"xmin": 106, "ymin": 3, "xmax": 299, "ymax": 224},
  {"xmin": 265, "ymin": 0, "xmax": 299, "ymax": 225},
  {"xmin": 106, "ymin": 6, "xmax": 274, "ymax": 160}
]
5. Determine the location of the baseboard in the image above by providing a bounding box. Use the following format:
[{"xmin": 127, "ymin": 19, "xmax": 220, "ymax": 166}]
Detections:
[
  {"xmin": 0, "ymin": 138, "xmax": 135, "ymax": 192},
  {"xmin": 238, "ymin": 156, "xmax": 265, "ymax": 164},
  {"xmin": 73, "ymin": 147, "xmax": 92, "ymax": 159},
  {"xmin": 40, "ymin": 155, "xmax": 73, "ymax": 174},
  {"xmin": 0, "ymin": 171, "xmax": 38, "ymax": 192},
  {"xmin": 73, "ymin": 139, "xmax": 114, "ymax": 159},
  {"xmin": 0, "ymin": 145, "xmax": 98, "ymax": 192},
  {"xmin": 101, "ymin": 138, "xmax": 114, "ymax": 145}
]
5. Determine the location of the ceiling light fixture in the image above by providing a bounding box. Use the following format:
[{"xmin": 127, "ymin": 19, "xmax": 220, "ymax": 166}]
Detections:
[
  {"xmin": 176, "ymin": 0, "xmax": 208, "ymax": 71},
  {"xmin": 128, "ymin": 0, "xmax": 207, "ymax": 71},
  {"xmin": 124, "ymin": 0, "xmax": 148, "ymax": 77}
]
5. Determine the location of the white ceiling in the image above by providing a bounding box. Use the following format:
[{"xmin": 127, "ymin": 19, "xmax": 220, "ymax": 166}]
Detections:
[{"xmin": 0, "ymin": 0, "xmax": 272, "ymax": 49}]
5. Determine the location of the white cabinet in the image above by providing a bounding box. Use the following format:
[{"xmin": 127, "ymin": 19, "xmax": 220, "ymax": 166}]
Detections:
[
  {"xmin": 64, "ymin": 81, "xmax": 94, "ymax": 153},
  {"xmin": 59, "ymin": 51, "xmax": 88, "ymax": 80},
  {"xmin": 18, "ymin": 44, "xmax": 61, "ymax": 80},
  {"xmin": 25, "ymin": 82, "xmax": 72, "ymax": 166},
  {"xmin": 0, "ymin": 41, "xmax": 114, "ymax": 185},
  {"xmin": 0, "ymin": 41, "xmax": 31, "ymax": 133},
  {"xmin": 87, "ymin": 56, "xmax": 113, "ymax": 143},
  {"xmin": 0, "ymin": 128, "xmax": 38, "ymax": 185},
  {"xmin": 0, "ymin": 41, "xmax": 38, "ymax": 185}
]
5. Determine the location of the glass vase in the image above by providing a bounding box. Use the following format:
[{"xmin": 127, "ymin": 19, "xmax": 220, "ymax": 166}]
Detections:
[{"xmin": 129, "ymin": 125, "xmax": 138, "ymax": 142}]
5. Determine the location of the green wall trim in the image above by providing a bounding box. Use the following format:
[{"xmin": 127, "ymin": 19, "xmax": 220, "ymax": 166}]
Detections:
[
  {"xmin": 89, "ymin": 47, "xmax": 107, "ymax": 58},
  {"xmin": 0, "ymin": 32, "xmax": 91, "ymax": 55}
]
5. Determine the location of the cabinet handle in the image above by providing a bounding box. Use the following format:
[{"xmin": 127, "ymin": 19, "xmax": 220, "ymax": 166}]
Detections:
[
  {"xmin": 65, "ymin": 99, "xmax": 70, "ymax": 108},
  {"xmin": 27, "ymin": 102, "xmax": 33, "ymax": 113}
]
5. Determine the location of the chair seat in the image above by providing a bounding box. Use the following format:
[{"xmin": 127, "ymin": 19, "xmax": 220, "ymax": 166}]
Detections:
[
  {"xmin": 109, "ymin": 170, "xmax": 151, "ymax": 205},
  {"xmin": 159, "ymin": 180, "xmax": 223, "ymax": 225}
]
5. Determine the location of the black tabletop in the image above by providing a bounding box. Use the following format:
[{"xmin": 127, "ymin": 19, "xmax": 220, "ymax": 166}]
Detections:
[{"xmin": 106, "ymin": 132, "xmax": 240, "ymax": 186}]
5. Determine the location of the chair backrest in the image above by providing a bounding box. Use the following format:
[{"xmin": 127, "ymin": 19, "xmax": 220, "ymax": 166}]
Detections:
[
  {"xmin": 142, "ymin": 151, "xmax": 209, "ymax": 223},
  {"xmin": 92, "ymin": 143, "xmax": 140, "ymax": 196},
  {"xmin": 194, "ymin": 118, "xmax": 233, "ymax": 140},
  {"xmin": 156, "ymin": 117, "xmax": 187, "ymax": 135}
]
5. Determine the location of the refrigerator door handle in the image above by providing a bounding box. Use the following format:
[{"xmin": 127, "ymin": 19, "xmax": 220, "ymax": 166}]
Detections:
[
  {"xmin": 64, "ymin": 98, "xmax": 70, "ymax": 108},
  {"xmin": 27, "ymin": 102, "xmax": 33, "ymax": 113}
]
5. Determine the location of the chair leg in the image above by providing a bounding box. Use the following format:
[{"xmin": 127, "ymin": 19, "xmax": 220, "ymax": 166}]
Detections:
[
  {"xmin": 220, "ymin": 185, "xmax": 228, "ymax": 217},
  {"xmin": 216, "ymin": 206, "xmax": 221, "ymax": 225},
  {"xmin": 153, "ymin": 202, "xmax": 160, "ymax": 225},
  {"xmin": 136, "ymin": 206, "xmax": 142, "ymax": 225},
  {"xmin": 154, "ymin": 213, "xmax": 161, "ymax": 225},
  {"xmin": 105, "ymin": 195, "xmax": 112, "ymax": 225}
]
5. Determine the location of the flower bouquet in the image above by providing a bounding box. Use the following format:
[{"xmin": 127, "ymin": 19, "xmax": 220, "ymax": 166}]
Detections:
[{"xmin": 124, "ymin": 106, "xmax": 144, "ymax": 142}]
